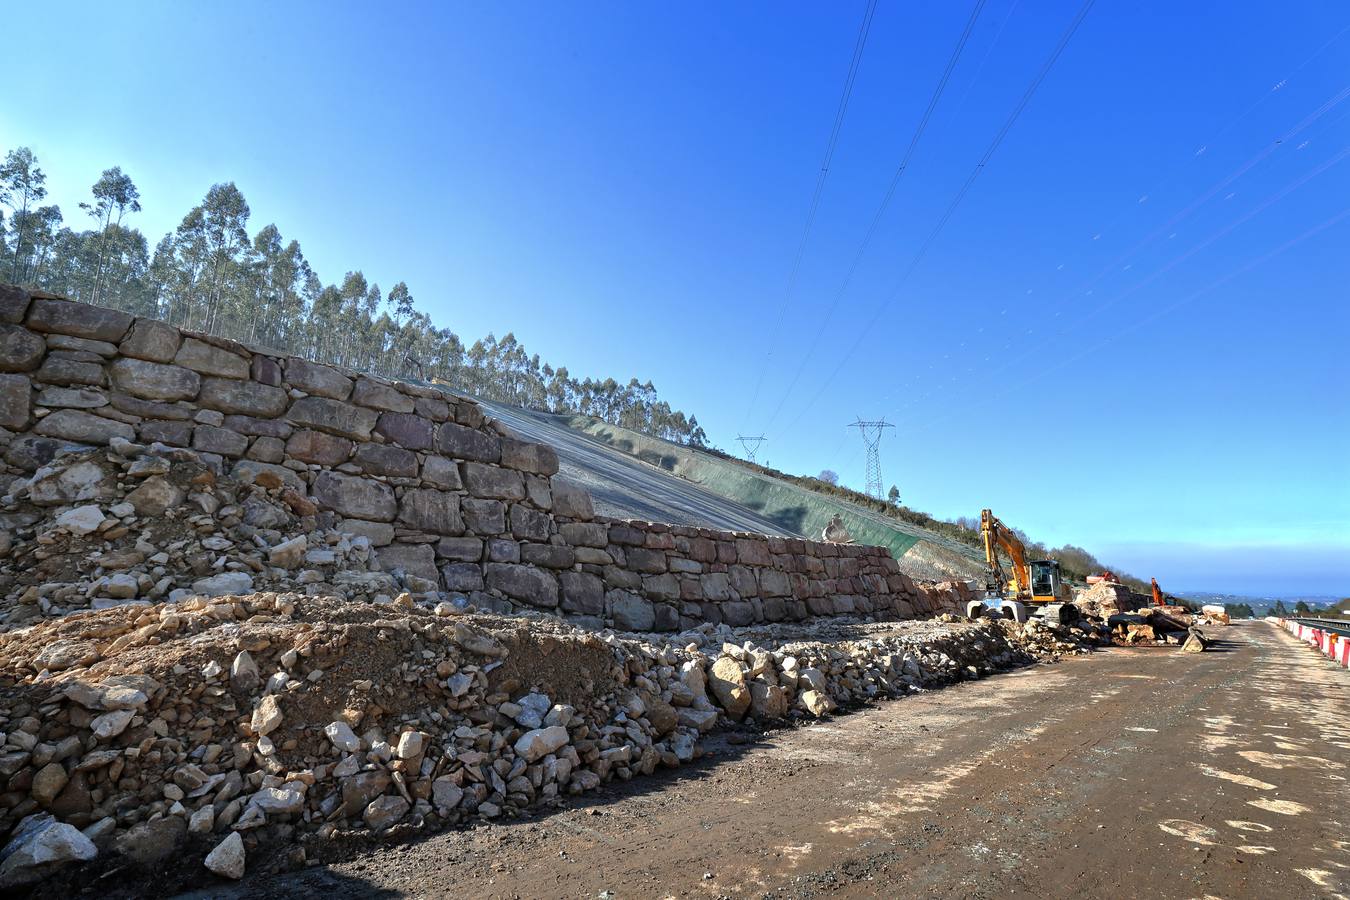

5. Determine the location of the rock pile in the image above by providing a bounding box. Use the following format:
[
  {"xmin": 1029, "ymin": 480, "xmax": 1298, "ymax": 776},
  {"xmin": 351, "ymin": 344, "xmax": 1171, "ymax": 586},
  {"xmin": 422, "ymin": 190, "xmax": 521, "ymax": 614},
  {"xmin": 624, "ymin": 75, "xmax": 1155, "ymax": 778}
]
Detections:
[
  {"xmin": 0, "ymin": 590, "xmax": 1078, "ymax": 889},
  {"xmin": 0, "ymin": 444, "xmax": 388, "ymax": 627}
]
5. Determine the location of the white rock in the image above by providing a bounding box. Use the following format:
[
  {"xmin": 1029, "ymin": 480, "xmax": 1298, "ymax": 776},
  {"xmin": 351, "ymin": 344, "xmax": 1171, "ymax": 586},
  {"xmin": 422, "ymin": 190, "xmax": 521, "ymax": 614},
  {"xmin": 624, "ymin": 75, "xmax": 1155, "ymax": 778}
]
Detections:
[
  {"xmin": 324, "ymin": 721, "xmax": 361, "ymax": 753},
  {"xmin": 0, "ymin": 814, "xmax": 98, "ymax": 888},
  {"xmin": 513, "ymin": 725, "xmax": 569, "ymax": 763},
  {"xmin": 248, "ymin": 786, "xmax": 304, "ymax": 815},
  {"xmin": 395, "ymin": 731, "xmax": 424, "ymax": 760},
  {"xmin": 90, "ymin": 709, "xmax": 135, "ymax": 739},
  {"xmin": 204, "ymin": 832, "xmax": 245, "ymax": 880},
  {"xmin": 191, "ymin": 572, "xmax": 253, "ymax": 598},
  {"xmin": 55, "ymin": 505, "xmax": 105, "ymax": 536},
  {"xmin": 250, "ymin": 695, "xmax": 283, "ymax": 736},
  {"xmin": 432, "ymin": 777, "xmax": 463, "ymax": 811},
  {"xmin": 103, "ymin": 573, "xmax": 139, "ymax": 599},
  {"xmin": 188, "ymin": 806, "xmax": 215, "ymax": 834},
  {"xmin": 267, "ymin": 535, "xmax": 306, "ymax": 569},
  {"xmin": 513, "ymin": 692, "xmax": 552, "ymax": 729}
]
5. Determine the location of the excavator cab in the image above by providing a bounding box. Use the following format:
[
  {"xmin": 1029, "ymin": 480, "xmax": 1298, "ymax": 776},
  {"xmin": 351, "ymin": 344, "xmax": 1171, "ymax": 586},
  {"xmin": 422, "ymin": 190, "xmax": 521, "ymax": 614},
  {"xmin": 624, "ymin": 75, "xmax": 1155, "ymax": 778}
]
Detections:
[{"xmin": 1029, "ymin": 560, "xmax": 1062, "ymax": 603}]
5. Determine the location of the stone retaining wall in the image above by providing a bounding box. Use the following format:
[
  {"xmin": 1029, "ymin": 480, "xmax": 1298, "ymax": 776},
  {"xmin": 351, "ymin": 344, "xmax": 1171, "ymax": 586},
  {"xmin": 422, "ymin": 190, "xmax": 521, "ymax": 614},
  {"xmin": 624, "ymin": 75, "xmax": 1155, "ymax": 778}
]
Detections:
[{"xmin": 0, "ymin": 284, "xmax": 965, "ymax": 629}]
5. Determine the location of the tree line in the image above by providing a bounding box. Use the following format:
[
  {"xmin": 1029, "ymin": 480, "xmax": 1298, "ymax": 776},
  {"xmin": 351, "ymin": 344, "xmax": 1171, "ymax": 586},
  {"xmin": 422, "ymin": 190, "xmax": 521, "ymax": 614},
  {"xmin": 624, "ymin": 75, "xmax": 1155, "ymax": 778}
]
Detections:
[{"xmin": 0, "ymin": 146, "xmax": 709, "ymax": 447}]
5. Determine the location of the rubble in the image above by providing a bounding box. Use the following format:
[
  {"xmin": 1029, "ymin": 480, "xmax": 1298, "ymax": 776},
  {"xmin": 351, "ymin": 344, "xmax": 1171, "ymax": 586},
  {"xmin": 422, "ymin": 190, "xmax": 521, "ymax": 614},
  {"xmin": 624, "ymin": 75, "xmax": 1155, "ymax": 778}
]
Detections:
[{"xmin": 0, "ymin": 585, "xmax": 1091, "ymax": 890}]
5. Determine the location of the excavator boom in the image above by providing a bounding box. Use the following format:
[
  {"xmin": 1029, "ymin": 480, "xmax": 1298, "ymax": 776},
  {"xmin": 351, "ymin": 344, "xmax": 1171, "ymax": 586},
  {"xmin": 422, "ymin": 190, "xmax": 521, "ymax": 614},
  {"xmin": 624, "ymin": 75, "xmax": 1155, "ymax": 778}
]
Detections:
[{"xmin": 975, "ymin": 508, "xmax": 1074, "ymax": 623}]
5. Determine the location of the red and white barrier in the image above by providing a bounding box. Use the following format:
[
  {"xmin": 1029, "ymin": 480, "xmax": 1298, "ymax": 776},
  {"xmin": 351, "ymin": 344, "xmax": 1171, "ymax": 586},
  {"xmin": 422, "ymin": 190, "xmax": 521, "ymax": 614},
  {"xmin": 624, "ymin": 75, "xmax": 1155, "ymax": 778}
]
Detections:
[{"xmin": 1272, "ymin": 617, "xmax": 1350, "ymax": 670}]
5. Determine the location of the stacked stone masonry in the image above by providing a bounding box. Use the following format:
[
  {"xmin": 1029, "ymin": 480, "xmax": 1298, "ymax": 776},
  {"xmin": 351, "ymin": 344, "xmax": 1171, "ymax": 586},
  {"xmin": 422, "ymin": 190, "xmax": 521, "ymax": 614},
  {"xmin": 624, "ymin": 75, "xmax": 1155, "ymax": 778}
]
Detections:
[{"xmin": 0, "ymin": 284, "xmax": 965, "ymax": 629}]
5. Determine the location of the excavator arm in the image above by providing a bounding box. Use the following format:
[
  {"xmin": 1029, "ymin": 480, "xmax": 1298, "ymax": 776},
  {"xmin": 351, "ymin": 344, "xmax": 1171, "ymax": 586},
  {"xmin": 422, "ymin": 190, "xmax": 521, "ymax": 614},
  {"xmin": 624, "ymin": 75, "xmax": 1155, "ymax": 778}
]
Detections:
[{"xmin": 981, "ymin": 508, "xmax": 1031, "ymax": 599}]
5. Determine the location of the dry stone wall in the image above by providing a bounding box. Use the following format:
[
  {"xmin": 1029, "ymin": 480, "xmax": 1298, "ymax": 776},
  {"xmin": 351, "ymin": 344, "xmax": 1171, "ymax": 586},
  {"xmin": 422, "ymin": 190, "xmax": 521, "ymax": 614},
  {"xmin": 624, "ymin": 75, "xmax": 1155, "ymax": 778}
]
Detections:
[{"xmin": 0, "ymin": 284, "xmax": 965, "ymax": 629}]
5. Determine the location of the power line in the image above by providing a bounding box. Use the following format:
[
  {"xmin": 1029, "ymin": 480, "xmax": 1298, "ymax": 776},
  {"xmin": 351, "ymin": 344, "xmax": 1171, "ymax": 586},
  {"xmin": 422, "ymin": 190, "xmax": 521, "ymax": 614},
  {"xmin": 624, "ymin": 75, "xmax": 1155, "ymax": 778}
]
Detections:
[
  {"xmin": 757, "ymin": 0, "xmax": 991, "ymax": 432},
  {"xmin": 778, "ymin": 0, "xmax": 1097, "ymax": 437},
  {"xmin": 742, "ymin": 0, "xmax": 880, "ymax": 424}
]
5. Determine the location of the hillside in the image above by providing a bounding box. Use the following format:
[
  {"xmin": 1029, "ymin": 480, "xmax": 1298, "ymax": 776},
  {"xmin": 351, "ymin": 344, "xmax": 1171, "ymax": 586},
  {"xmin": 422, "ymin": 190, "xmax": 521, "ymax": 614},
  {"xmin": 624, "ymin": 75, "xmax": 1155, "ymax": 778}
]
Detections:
[{"xmin": 478, "ymin": 403, "xmax": 989, "ymax": 584}]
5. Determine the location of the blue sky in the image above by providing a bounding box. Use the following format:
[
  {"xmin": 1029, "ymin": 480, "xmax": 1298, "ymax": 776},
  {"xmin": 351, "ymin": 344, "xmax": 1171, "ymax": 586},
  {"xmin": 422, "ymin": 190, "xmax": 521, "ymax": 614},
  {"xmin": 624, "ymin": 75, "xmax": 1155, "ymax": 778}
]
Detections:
[{"xmin": 3, "ymin": 1, "xmax": 1347, "ymax": 596}]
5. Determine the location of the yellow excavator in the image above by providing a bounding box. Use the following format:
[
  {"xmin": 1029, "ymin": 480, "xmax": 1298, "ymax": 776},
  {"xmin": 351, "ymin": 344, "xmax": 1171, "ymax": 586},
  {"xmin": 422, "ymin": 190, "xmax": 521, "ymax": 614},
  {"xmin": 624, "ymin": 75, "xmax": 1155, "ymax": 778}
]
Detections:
[{"xmin": 967, "ymin": 508, "xmax": 1075, "ymax": 623}]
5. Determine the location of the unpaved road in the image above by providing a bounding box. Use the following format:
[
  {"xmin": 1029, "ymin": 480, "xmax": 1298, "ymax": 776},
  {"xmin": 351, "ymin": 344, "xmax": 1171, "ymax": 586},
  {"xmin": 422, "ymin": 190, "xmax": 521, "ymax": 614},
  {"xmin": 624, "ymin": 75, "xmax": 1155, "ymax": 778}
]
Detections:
[{"xmin": 231, "ymin": 623, "xmax": 1350, "ymax": 898}]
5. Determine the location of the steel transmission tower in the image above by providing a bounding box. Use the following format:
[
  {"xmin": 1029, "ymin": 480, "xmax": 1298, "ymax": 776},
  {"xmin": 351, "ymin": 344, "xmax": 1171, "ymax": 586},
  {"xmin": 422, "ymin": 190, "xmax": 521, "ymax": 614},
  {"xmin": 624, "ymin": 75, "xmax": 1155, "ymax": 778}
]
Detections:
[
  {"xmin": 848, "ymin": 418, "xmax": 894, "ymax": 499},
  {"xmin": 737, "ymin": 434, "xmax": 767, "ymax": 464}
]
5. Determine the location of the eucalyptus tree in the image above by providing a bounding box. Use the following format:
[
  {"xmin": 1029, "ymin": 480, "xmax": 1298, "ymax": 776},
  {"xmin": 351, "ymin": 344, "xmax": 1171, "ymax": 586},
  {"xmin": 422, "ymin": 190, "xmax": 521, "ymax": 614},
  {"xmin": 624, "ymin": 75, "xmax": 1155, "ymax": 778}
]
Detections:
[
  {"xmin": 80, "ymin": 166, "xmax": 141, "ymax": 304},
  {"xmin": 1, "ymin": 147, "xmax": 48, "ymax": 282}
]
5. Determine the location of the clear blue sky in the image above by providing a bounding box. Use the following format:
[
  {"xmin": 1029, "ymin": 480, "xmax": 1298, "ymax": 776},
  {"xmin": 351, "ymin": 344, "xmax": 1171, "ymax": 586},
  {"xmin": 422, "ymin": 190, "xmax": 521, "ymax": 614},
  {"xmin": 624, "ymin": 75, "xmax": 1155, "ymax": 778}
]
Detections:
[{"xmin": 3, "ymin": 1, "xmax": 1347, "ymax": 596}]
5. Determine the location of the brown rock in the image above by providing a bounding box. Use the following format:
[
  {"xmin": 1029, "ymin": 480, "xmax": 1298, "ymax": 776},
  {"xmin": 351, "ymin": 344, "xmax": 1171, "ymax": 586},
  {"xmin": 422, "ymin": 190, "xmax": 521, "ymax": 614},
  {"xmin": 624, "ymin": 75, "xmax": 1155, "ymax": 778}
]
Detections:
[
  {"xmin": 33, "ymin": 355, "xmax": 103, "ymax": 386},
  {"xmin": 286, "ymin": 396, "xmax": 378, "ymax": 441},
  {"xmin": 0, "ymin": 283, "xmax": 30, "ymax": 323},
  {"xmin": 421, "ymin": 455, "xmax": 462, "ymax": 489},
  {"xmin": 198, "ymin": 377, "xmax": 288, "ymax": 417},
  {"xmin": 250, "ymin": 355, "xmax": 282, "ymax": 385},
  {"xmin": 174, "ymin": 337, "xmax": 249, "ymax": 378},
  {"xmin": 126, "ymin": 476, "xmax": 185, "ymax": 516},
  {"xmin": 0, "ymin": 324, "xmax": 46, "ymax": 372},
  {"xmin": 353, "ymin": 443, "xmax": 418, "ymax": 477},
  {"xmin": 26, "ymin": 296, "xmax": 132, "ymax": 342},
  {"xmin": 500, "ymin": 437, "xmax": 559, "ymax": 476},
  {"xmin": 0, "ymin": 374, "xmax": 31, "ymax": 430},
  {"xmin": 351, "ymin": 377, "xmax": 414, "ymax": 413},
  {"xmin": 108, "ymin": 358, "xmax": 201, "ymax": 401},
  {"xmin": 462, "ymin": 462, "xmax": 524, "ymax": 500},
  {"xmin": 552, "ymin": 479, "xmax": 594, "ymax": 520},
  {"xmin": 397, "ymin": 488, "xmax": 463, "ymax": 535},
  {"xmin": 284, "ymin": 358, "xmax": 352, "ymax": 399},
  {"xmin": 193, "ymin": 425, "xmax": 249, "ymax": 457},
  {"xmin": 434, "ymin": 421, "xmax": 500, "ymax": 463},
  {"xmin": 118, "ymin": 318, "xmax": 181, "ymax": 362},
  {"xmin": 285, "ymin": 429, "xmax": 353, "ymax": 466},
  {"xmin": 34, "ymin": 409, "xmax": 134, "ymax": 444},
  {"xmin": 311, "ymin": 471, "xmax": 396, "ymax": 521},
  {"xmin": 374, "ymin": 411, "xmax": 434, "ymax": 450}
]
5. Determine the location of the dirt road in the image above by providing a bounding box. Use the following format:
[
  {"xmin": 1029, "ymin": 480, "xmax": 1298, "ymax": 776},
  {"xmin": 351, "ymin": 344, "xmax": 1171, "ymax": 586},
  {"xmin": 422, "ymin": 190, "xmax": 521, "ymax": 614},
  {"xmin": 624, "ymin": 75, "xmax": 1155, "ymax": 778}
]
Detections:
[{"xmin": 230, "ymin": 623, "xmax": 1350, "ymax": 898}]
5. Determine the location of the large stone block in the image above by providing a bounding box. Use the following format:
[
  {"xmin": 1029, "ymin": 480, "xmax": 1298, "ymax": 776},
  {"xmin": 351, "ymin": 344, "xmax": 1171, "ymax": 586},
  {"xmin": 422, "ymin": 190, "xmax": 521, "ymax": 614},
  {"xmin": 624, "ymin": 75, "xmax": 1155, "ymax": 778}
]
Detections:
[
  {"xmin": 559, "ymin": 522, "xmax": 608, "ymax": 548},
  {"xmin": 607, "ymin": 590, "xmax": 654, "ymax": 631},
  {"xmin": 736, "ymin": 539, "xmax": 772, "ymax": 567},
  {"xmin": 461, "ymin": 498, "xmax": 505, "ymax": 534},
  {"xmin": 462, "ymin": 462, "xmax": 525, "ymax": 500},
  {"xmin": 434, "ymin": 421, "xmax": 500, "ymax": 463},
  {"xmin": 374, "ymin": 542, "xmax": 439, "ymax": 583},
  {"xmin": 485, "ymin": 563, "xmax": 558, "ymax": 607},
  {"xmin": 441, "ymin": 562, "xmax": 484, "ymax": 592},
  {"xmin": 285, "ymin": 429, "xmax": 353, "ymax": 466},
  {"xmin": 721, "ymin": 600, "xmax": 756, "ymax": 627},
  {"xmin": 286, "ymin": 396, "xmax": 378, "ymax": 441},
  {"xmin": 119, "ymin": 318, "xmax": 181, "ymax": 362},
  {"xmin": 174, "ymin": 337, "xmax": 249, "ymax": 378},
  {"xmin": 397, "ymin": 488, "xmax": 463, "ymax": 535},
  {"xmin": 0, "ymin": 284, "xmax": 30, "ymax": 323},
  {"xmin": 26, "ymin": 297, "xmax": 132, "ymax": 342},
  {"xmin": 519, "ymin": 543, "xmax": 574, "ymax": 569},
  {"xmin": 192, "ymin": 425, "xmax": 248, "ymax": 458},
  {"xmin": 285, "ymin": 358, "xmax": 352, "ymax": 399},
  {"xmin": 0, "ymin": 325, "xmax": 46, "ymax": 372},
  {"xmin": 33, "ymin": 356, "xmax": 103, "ymax": 387},
  {"xmin": 311, "ymin": 471, "xmax": 396, "ymax": 521},
  {"xmin": 758, "ymin": 568, "xmax": 792, "ymax": 598},
  {"xmin": 108, "ymin": 358, "xmax": 200, "ymax": 401},
  {"xmin": 500, "ymin": 437, "xmax": 559, "ymax": 476},
  {"xmin": 551, "ymin": 479, "xmax": 593, "ymax": 520},
  {"xmin": 351, "ymin": 377, "xmax": 415, "ymax": 413},
  {"xmin": 197, "ymin": 377, "xmax": 288, "ymax": 417},
  {"xmin": 374, "ymin": 412, "xmax": 434, "ymax": 450},
  {"xmin": 0, "ymin": 374, "xmax": 31, "ymax": 430},
  {"xmin": 509, "ymin": 504, "xmax": 551, "ymax": 541},
  {"xmin": 560, "ymin": 571, "xmax": 604, "ymax": 615},
  {"xmin": 353, "ymin": 443, "xmax": 418, "ymax": 477},
  {"xmin": 436, "ymin": 536, "xmax": 483, "ymax": 561},
  {"xmin": 625, "ymin": 547, "xmax": 667, "ymax": 574},
  {"xmin": 34, "ymin": 409, "xmax": 134, "ymax": 444},
  {"xmin": 339, "ymin": 518, "xmax": 396, "ymax": 546},
  {"xmin": 138, "ymin": 419, "xmax": 193, "ymax": 446},
  {"xmin": 700, "ymin": 572, "xmax": 731, "ymax": 601},
  {"xmin": 222, "ymin": 414, "xmax": 292, "ymax": 438},
  {"xmin": 421, "ymin": 455, "xmax": 462, "ymax": 489}
]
